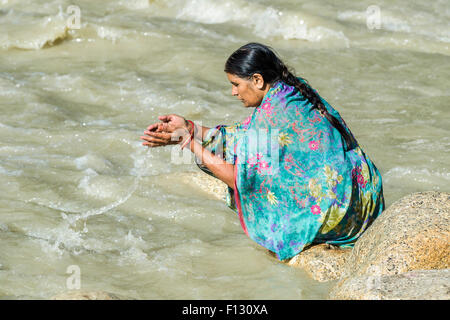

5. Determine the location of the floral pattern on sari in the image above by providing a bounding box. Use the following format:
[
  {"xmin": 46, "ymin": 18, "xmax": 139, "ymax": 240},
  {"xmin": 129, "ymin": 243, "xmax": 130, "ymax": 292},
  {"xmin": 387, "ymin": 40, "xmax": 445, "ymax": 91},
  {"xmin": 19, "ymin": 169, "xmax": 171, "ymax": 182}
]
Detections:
[{"xmin": 201, "ymin": 79, "xmax": 385, "ymax": 260}]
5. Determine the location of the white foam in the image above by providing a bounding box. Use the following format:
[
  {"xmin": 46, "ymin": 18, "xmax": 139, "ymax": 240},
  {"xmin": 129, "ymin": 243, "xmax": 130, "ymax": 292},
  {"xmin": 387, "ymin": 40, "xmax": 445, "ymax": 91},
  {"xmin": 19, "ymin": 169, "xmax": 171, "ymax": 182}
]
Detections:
[
  {"xmin": 95, "ymin": 25, "xmax": 129, "ymax": 43},
  {"xmin": 26, "ymin": 221, "xmax": 86, "ymax": 256},
  {"xmin": 118, "ymin": 0, "xmax": 151, "ymax": 10},
  {"xmin": 338, "ymin": 9, "xmax": 410, "ymax": 32},
  {"xmin": 0, "ymin": 8, "xmax": 69, "ymax": 50},
  {"xmin": 175, "ymin": 0, "xmax": 349, "ymax": 43},
  {"xmin": 84, "ymin": 120, "xmax": 112, "ymax": 127},
  {"xmin": 338, "ymin": 8, "xmax": 450, "ymax": 45},
  {"xmin": 124, "ymin": 230, "xmax": 149, "ymax": 247},
  {"xmin": 337, "ymin": 11, "xmax": 365, "ymax": 21},
  {"xmin": 385, "ymin": 167, "xmax": 450, "ymax": 184},
  {"xmin": 65, "ymin": 148, "xmax": 152, "ymax": 225},
  {"xmin": 74, "ymin": 154, "xmax": 112, "ymax": 172},
  {"xmin": 118, "ymin": 246, "xmax": 150, "ymax": 266}
]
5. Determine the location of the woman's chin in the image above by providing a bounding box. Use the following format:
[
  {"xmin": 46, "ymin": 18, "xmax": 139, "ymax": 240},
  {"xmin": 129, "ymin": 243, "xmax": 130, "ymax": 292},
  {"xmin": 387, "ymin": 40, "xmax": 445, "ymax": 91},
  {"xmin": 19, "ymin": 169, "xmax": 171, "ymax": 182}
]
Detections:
[{"xmin": 241, "ymin": 101, "xmax": 254, "ymax": 108}]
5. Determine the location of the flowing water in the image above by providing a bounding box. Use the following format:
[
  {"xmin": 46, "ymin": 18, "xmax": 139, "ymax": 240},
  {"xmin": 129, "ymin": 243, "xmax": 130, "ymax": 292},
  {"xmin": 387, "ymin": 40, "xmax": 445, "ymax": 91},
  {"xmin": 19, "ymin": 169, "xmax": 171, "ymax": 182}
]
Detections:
[{"xmin": 0, "ymin": 0, "xmax": 449, "ymax": 299}]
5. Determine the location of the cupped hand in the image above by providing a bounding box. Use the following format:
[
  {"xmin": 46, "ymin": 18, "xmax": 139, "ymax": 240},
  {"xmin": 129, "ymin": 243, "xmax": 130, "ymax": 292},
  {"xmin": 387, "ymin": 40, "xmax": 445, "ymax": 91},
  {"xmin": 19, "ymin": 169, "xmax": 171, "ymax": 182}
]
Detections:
[
  {"xmin": 156, "ymin": 114, "xmax": 189, "ymax": 133},
  {"xmin": 141, "ymin": 114, "xmax": 190, "ymax": 148}
]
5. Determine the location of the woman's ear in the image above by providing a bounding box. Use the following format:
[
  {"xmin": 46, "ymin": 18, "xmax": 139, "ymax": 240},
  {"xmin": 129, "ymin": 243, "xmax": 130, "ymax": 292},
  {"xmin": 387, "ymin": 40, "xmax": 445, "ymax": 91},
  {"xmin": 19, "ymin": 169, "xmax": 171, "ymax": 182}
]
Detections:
[{"xmin": 252, "ymin": 73, "xmax": 265, "ymax": 90}]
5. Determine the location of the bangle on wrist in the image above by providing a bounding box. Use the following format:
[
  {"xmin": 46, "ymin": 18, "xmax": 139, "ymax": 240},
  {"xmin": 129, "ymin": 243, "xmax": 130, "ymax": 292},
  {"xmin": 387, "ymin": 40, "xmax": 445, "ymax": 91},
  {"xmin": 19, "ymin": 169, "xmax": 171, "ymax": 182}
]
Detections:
[{"xmin": 180, "ymin": 120, "xmax": 195, "ymax": 149}]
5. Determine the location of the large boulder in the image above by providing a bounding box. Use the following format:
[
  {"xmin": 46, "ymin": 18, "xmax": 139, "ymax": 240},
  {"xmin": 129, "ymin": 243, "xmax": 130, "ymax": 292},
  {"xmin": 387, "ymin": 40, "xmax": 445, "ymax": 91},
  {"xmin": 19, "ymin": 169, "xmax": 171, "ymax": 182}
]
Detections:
[
  {"xmin": 330, "ymin": 191, "xmax": 450, "ymax": 299},
  {"xmin": 286, "ymin": 244, "xmax": 351, "ymax": 282},
  {"xmin": 329, "ymin": 269, "xmax": 450, "ymax": 300},
  {"xmin": 341, "ymin": 191, "xmax": 449, "ymax": 277}
]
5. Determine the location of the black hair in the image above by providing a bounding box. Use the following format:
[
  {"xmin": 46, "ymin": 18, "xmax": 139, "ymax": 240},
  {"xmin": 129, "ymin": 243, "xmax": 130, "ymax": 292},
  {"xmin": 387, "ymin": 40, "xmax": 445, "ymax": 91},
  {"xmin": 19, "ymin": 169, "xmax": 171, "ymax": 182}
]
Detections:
[{"xmin": 224, "ymin": 42, "xmax": 357, "ymax": 151}]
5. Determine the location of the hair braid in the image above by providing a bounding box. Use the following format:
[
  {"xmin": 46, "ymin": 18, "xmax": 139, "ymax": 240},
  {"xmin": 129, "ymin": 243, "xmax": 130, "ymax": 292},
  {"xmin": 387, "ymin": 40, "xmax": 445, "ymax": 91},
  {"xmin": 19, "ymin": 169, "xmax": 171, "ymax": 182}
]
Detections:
[
  {"xmin": 278, "ymin": 62, "xmax": 356, "ymax": 151},
  {"xmin": 225, "ymin": 42, "xmax": 357, "ymax": 151}
]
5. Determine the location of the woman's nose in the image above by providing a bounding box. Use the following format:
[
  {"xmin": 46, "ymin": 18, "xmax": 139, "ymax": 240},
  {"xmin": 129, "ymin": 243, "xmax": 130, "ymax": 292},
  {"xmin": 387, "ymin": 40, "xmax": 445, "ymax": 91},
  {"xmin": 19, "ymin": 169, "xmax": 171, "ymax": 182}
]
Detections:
[{"xmin": 231, "ymin": 87, "xmax": 238, "ymax": 96}]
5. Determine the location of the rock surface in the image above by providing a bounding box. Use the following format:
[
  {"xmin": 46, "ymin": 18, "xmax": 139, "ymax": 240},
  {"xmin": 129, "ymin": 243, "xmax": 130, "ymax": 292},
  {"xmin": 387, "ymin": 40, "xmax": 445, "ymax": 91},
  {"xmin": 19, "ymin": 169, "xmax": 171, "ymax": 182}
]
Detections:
[
  {"xmin": 329, "ymin": 191, "xmax": 450, "ymax": 299},
  {"xmin": 179, "ymin": 171, "xmax": 228, "ymax": 200},
  {"xmin": 286, "ymin": 244, "xmax": 351, "ymax": 282},
  {"xmin": 50, "ymin": 290, "xmax": 121, "ymax": 300},
  {"xmin": 340, "ymin": 191, "xmax": 449, "ymax": 279},
  {"xmin": 329, "ymin": 269, "xmax": 450, "ymax": 300}
]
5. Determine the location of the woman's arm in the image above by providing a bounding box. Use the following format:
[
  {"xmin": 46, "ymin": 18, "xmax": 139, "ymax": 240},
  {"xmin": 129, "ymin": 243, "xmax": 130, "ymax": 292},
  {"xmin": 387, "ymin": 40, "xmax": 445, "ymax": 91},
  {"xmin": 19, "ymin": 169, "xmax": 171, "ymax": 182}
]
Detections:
[
  {"xmin": 196, "ymin": 125, "xmax": 212, "ymax": 142},
  {"xmin": 186, "ymin": 137, "xmax": 234, "ymax": 189},
  {"xmin": 143, "ymin": 130, "xmax": 235, "ymax": 188},
  {"xmin": 141, "ymin": 115, "xmax": 234, "ymax": 189}
]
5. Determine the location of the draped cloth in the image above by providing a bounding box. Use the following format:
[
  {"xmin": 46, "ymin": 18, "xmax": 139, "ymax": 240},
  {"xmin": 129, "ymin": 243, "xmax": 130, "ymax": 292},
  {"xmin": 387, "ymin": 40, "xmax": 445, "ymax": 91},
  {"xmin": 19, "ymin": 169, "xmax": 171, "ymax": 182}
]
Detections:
[{"xmin": 199, "ymin": 79, "xmax": 385, "ymax": 260}]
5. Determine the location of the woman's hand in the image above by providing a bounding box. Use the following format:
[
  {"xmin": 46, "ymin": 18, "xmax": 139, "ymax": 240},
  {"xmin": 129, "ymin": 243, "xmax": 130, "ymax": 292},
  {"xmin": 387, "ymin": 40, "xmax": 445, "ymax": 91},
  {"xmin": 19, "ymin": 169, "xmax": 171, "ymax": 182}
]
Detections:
[
  {"xmin": 142, "ymin": 114, "xmax": 234, "ymax": 188},
  {"xmin": 141, "ymin": 114, "xmax": 191, "ymax": 148},
  {"xmin": 156, "ymin": 114, "xmax": 189, "ymax": 133}
]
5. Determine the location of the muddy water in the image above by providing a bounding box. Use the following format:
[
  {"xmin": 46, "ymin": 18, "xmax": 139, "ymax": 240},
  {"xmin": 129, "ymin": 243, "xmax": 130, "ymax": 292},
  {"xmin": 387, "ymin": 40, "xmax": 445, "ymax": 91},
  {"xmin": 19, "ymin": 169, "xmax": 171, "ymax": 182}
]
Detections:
[{"xmin": 0, "ymin": 0, "xmax": 448, "ymax": 299}]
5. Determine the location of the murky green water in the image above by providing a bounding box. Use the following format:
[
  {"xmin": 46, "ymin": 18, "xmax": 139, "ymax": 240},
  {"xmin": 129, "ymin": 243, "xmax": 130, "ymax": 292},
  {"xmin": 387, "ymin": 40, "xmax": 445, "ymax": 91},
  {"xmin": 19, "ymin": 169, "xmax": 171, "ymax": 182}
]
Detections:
[{"xmin": 0, "ymin": 0, "xmax": 448, "ymax": 299}]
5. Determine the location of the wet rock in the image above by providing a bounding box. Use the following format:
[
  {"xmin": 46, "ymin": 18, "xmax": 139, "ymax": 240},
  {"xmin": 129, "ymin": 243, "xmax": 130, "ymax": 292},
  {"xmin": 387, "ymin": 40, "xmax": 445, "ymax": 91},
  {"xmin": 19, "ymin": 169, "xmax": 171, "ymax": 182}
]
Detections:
[
  {"xmin": 329, "ymin": 191, "xmax": 450, "ymax": 299},
  {"xmin": 50, "ymin": 290, "xmax": 121, "ymax": 300},
  {"xmin": 179, "ymin": 171, "xmax": 228, "ymax": 200},
  {"xmin": 156, "ymin": 171, "xmax": 228, "ymax": 201},
  {"xmin": 286, "ymin": 244, "xmax": 351, "ymax": 282},
  {"xmin": 340, "ymin": 191, "xmax": 449, "ymax": 278},
  {"xmin": 329, "ymin": 269, "xmax": 450, "ymax": 300}
]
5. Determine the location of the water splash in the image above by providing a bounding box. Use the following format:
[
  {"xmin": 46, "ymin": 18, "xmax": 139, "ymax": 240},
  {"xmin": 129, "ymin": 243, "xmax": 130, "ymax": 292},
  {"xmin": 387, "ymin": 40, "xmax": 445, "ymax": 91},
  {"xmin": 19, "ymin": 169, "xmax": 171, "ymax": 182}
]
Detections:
[{"xmin": 63, "ymin": 147, "xmax": 153, "ymax": 228}]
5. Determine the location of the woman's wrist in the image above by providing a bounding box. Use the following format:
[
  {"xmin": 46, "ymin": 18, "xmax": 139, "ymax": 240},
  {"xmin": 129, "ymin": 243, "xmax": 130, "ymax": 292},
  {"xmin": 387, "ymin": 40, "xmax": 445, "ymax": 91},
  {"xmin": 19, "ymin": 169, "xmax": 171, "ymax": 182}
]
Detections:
[
  {"xmin": 187, "ymin": 119, "xmax": 196, "ymax": 136},
  {"xmin": 183, "ymin": 119, "xmax": 191, "ymax": 132},
  {"xmin": 180, "ymin": 120, "xmax": 195, "ymax": 149}
]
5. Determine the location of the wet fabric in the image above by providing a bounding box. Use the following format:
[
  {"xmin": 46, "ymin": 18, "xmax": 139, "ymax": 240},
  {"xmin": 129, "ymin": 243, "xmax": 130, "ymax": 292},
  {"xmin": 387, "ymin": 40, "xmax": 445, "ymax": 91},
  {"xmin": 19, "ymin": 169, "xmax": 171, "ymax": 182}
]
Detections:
[{"xmin": 200, "ymin": 79, "xmax": 385, "ymax": 260}]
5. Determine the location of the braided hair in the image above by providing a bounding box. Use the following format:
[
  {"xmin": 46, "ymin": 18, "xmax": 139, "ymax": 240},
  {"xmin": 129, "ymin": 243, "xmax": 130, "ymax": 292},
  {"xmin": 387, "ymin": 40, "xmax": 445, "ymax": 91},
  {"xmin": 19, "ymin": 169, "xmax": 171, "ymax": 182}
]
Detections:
[{"xmin": 224, "ymin": 42, "xmax": 357, "ymax": 152}]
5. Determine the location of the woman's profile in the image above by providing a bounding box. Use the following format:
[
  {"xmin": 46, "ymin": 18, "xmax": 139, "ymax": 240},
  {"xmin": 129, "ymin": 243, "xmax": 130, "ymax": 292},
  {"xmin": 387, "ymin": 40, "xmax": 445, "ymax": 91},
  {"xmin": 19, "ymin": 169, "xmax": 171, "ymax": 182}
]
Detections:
[{"xmin": 141, "ymin": 42, "xmax": 385, "ymax": 261}]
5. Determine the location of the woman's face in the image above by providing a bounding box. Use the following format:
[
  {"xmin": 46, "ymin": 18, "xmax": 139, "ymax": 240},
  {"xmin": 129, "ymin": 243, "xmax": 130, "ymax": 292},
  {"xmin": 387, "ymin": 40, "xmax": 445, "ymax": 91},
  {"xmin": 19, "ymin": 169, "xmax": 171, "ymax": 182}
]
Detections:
[{"xmin": 226, "ymin": 73, "xmax": 269, "ymax": 108}]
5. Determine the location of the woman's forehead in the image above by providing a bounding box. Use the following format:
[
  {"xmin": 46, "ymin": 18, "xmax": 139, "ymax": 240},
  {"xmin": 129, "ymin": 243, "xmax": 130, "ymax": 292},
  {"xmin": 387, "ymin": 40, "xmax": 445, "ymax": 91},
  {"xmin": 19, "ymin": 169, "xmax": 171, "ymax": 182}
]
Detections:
[{"xmin": 226, "ymin": 73, "xmax": 247, "ymax": 83}]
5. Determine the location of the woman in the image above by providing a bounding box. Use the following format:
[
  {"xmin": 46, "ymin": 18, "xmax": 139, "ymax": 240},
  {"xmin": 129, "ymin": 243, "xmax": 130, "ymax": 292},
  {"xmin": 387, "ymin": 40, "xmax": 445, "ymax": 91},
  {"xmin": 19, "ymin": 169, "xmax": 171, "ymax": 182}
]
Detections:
[{"xmin": 141, "ymin": 43, "xmax": 385, "ymax": 261}]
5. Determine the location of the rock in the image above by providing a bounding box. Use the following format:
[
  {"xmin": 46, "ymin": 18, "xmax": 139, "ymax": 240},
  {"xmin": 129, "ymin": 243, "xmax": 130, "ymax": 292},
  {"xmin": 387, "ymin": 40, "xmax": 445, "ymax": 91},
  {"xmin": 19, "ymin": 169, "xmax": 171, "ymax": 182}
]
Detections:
[
  {"xmin": 329, "ymin": 269, "xmax": 450, "ymax": 300},
  {"xmin": 50, "ymin": 290, "xmax": 121, "ymax": 300},
  {"xmin": 329, "ymin": 191, "xmax": 450, "ymax": 299},
  {"xmin": 340, "ymin": 191, "xmax": 449, "ymax": 279},
  {"xmin": 179, "ymin": 171, "xmax": 228, "ymax": 200},
  {"xmin": 285, "ymin": 192, "xmax": 449, "ymax": 284},
  {"xmin": 286, "ymin": 244, "xmax": 351, "ymax": 282}
]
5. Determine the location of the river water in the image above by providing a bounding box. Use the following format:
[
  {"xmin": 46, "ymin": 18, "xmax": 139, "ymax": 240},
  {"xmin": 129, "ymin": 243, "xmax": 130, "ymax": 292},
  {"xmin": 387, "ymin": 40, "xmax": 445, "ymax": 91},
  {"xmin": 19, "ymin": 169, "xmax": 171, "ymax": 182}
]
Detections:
[{"xmin": 0, "ymin": 0, "xmax": 448, "ymax": 299}]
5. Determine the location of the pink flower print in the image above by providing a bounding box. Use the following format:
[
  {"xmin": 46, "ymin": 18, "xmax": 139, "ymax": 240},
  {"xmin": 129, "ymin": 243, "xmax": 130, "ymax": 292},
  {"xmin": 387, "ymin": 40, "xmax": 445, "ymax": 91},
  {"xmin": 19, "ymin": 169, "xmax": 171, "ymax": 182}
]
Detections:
[
  {"xmin": 247, "ymin": 156, "xmax": 257, "ymax": 165},
  {"xmin": 260, "ymin": 161, "xmax": 269, "ymax": 169},
  {"xmin": 285, "ymin": 154, "xmax": 293, "ymax": 162},
  {"xmin": 357, "ymin": 174, "xmax": 367, "ymax": 188},
  {"xmin": 261, "ymin": 102, "xmax": 274, "ymax": 115},
  {"xmin": 309, "ymin": 140, "xmax": 320, "ymax": 151},
  {"xmin": 352, "ymin": 167, "xmax": 362, "ymax": 178},
  {"xmin": 357, "ymin": 175, "xmax": 365, "ymax": 185},
  {"xmin": 311, "ymin": 205, "xmax": 321, "ymax": 215},
  {"xmin": 261, "ymin": 102, "xmax": 272, "ymax": 110},
  {"xmin": 257, "ymin": 161, "xmax": 269, "ymax": 173},
  {"xmin": 242, "ymin": 116, "xmax": 251, "ymax": 126}
]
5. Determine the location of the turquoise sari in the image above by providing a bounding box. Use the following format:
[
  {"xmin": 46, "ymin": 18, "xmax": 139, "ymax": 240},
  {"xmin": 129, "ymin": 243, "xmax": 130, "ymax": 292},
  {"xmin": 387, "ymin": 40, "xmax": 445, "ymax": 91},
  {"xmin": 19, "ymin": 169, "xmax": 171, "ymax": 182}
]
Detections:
[{"xmin": 200, "ymin": 79, "xmax": 385, "ymax": 260}]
